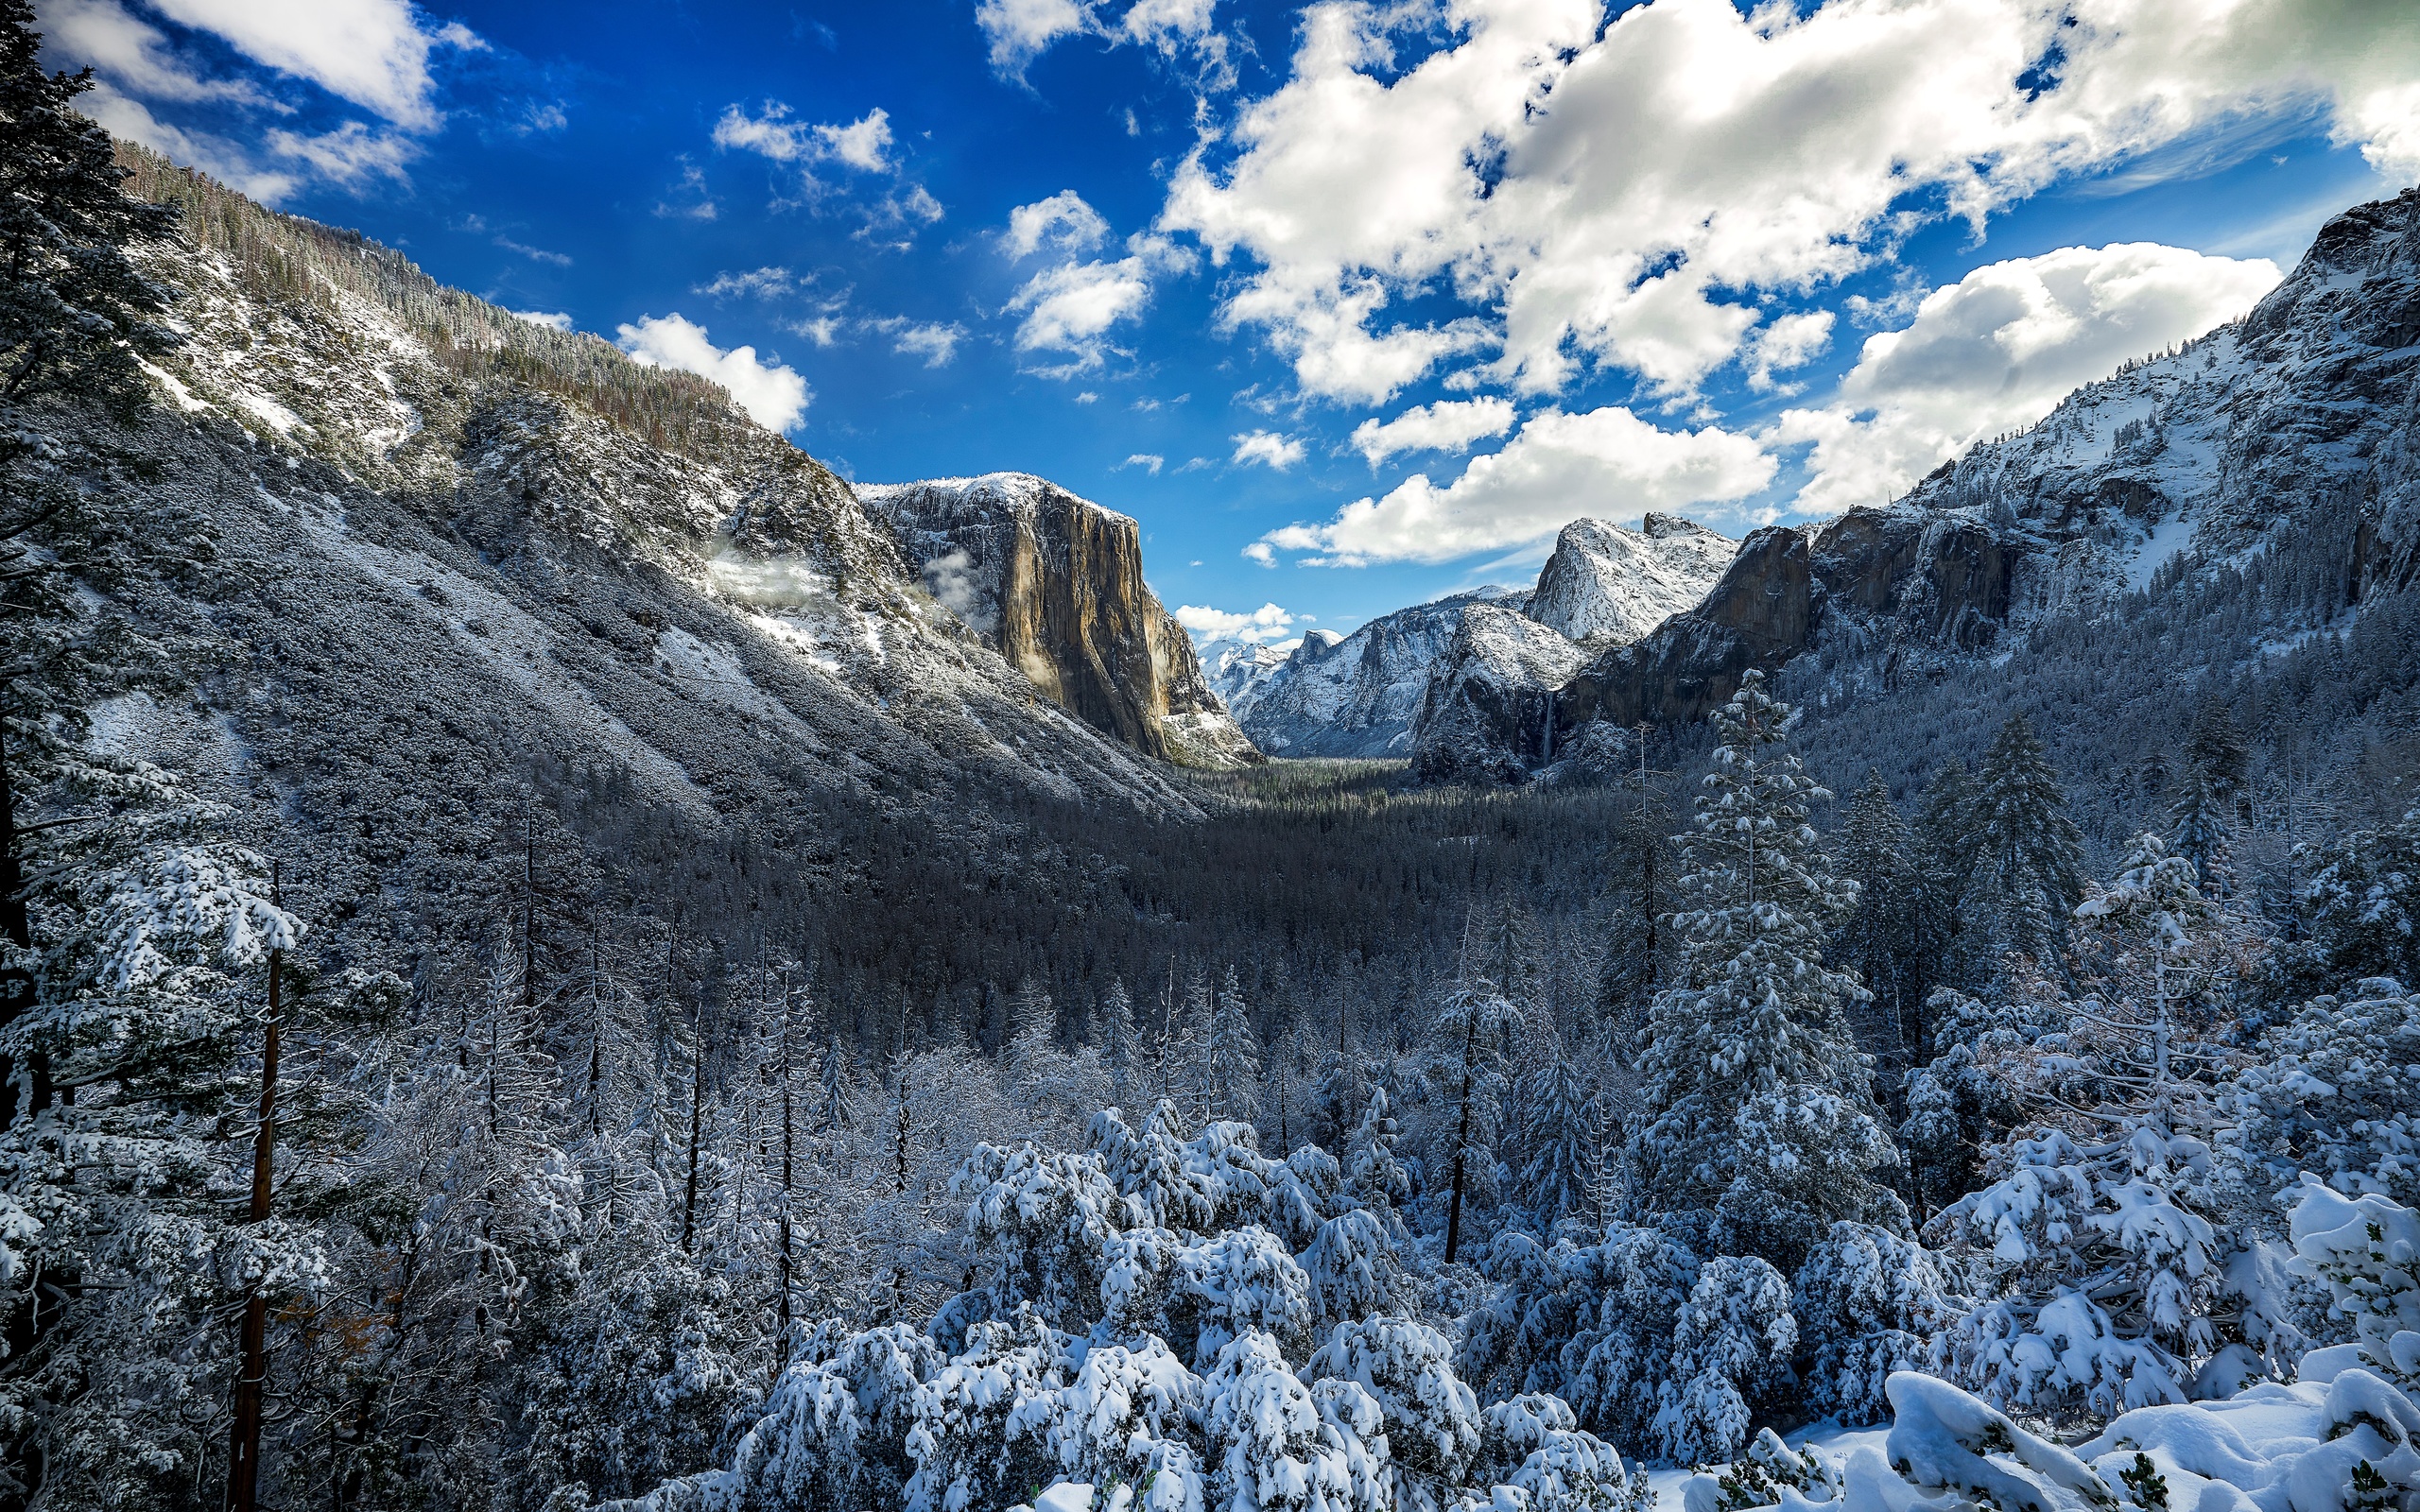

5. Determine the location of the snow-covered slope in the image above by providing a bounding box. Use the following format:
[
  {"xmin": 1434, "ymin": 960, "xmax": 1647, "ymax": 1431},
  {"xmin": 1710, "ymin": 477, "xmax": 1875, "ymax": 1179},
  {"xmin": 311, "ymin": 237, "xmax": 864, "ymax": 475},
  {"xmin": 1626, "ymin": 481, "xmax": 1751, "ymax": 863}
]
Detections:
[
  {"xmin": 1236, "ymin": 589, "xmax": 1525, "ymax": 758},
  {"xmin": 860, "ymin": 472, "xmax": 1259, "ymax": 769},
  {"xmin": 94, "ymin": 145, "xmax": 1208, "ymax": 937},
  {"xmin": 1525, "ymin": 514, "xmax": 1737, "ymax": 645},
  {"xmin": 1429, "ymin": 186, "xmax": 2420, "ymax": 781}
]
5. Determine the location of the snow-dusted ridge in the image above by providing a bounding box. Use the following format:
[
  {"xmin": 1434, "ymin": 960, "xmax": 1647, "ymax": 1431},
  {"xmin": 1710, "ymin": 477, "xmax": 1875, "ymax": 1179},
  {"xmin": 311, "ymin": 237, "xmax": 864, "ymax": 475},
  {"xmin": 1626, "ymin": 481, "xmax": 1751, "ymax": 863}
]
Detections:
[{"xmin": 1411, "ymin": 186, "xmax": 2420, "ymax": 782}]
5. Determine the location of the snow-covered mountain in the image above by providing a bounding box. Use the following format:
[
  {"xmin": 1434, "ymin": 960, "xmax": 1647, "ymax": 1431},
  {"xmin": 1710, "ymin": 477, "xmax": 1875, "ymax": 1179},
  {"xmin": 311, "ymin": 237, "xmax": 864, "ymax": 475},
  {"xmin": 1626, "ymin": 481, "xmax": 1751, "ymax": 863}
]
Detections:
[
  {"xmin": 1524, "ymin": 513, "xmax": 1738, "ymax": 645},
  {"xmin": 92, "ymin": 146, "xmax": 1225, "ymax": 941},
  {"xmin": 860, "ymin": 472, "xmax": 1259, "ymax": 769},
  {"xmin": 1205, "ymin": 641, "xmax": 1293, "ymax": 719},
  {"xmin": 1234, "ymin": 589, "xmax": 1526, "ymax": 758},
  {"xmin": 1232, "ymin": 514, "xmax": 1737, "ymax": 761},
  {"xmin": 1419, "ymin": 187, "xmax": 2420, "ymax": 782}
]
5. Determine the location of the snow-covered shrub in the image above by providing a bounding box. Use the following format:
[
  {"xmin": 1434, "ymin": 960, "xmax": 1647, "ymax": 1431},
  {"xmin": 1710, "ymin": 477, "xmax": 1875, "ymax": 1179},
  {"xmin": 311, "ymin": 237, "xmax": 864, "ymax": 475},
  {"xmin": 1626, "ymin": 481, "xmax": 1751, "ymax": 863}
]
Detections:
[
  {"xmin": 1303, "ymin": 1208, "xmax": 1409, "ymax": 1329},
  {"xmin": 1202, "ymin": 1332, "xmax": 1385, "ymax": 1512},
  {"xmin": 1654, "ymin": 1256, "xmax": 1797, "ymax": 1466},
  {"xmin": 1692, "ymin": 1428, "xmax": 1839, "ymax": 1512},
  {"xmin": 955, "ymin": 1143, "xmax": 1141, "ymax": 1332},
  {"xmin": 1790, "ymin": 1223, "xmax": 1964, "ymax": 1424},
  {"xmin": 1169, "ymin": 1226, "xmax": 1314, "ymax": 1367},
  {"xmin": 1465, "ymin": 1397, "xmax": 1651, "ymax": 1512},
  {"xmin": 904, "ymin": 1310, "xmax": 1069, "ymax": 1512},
  {"xmin": 1268, "ymin": 1147, "xmax": 1345, "ymax": 1252},
  {"xmin": 600, "ymin": 1324, "xmax": 942, "ymax": 1512},
  {"xmin": 2227, "ymin": 986, "xmax": 2420, "ymax": 1211},
  {"xmin": 1093, "ymin": 1103, "xmax": 1219, "ymax": 1234},
  {"xmin": 1311, "ymin": 1317, "xmax": 1480, "ymax": 1510},
  {"xmin": 1471, "ymin": 1224, "xmax": 1701, "ymax": 1453},
  {"xmin": 1022, "ymin": 1337, "xmax": 1206, "ymax": 1512},
  {"xmin": 2290, "ymin": 1179, "xmax": 2420, "ymax": 1390},
  {"xmin": 1934, "ymin": 1121, "xmax": 2222, "ymax": 1417}
]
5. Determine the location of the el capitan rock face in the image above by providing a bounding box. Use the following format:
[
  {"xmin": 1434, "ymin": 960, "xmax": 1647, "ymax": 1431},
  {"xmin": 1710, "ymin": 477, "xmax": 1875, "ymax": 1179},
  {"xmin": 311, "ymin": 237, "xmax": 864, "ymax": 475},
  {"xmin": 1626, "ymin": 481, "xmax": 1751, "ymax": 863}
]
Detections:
[{"xmin": 861, "ymin": 473, "xmax": 1260, "ymax": 769}]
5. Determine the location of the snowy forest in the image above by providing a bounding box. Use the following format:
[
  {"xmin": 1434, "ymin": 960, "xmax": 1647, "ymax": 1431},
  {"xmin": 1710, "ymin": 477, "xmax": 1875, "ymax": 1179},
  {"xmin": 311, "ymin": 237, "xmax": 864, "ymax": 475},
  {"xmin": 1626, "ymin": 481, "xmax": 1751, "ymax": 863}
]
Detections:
[{"xmin": 6, "ymin": 5, "xmax": 2420, "ymax": 1512}]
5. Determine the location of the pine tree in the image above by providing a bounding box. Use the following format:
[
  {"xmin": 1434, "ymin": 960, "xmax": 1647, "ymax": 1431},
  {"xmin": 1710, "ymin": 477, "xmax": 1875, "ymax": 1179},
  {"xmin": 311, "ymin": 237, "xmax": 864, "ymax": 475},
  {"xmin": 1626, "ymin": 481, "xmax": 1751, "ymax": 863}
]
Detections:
[
  {"xmin": 1516, "ymin": 1050, "xmax": 1602, "ymax": 1232},
  {"xmin": 2167, "ymin": 759, "xmax": 2232, "ymax": 895},
  {"xmin": 1836, "ymin": 768, "xmax": 1924, "ymax": 1091},
  {"xmin": 1621, "ymin": 671, "xmax": 1900, "ymax": 1270},
  {"xmin": 1098, "ymin": 976, "xmax": 1138, "ymax": 1104},
  {"xmin": 1431, "ymin": 955, "xmax": 1522, "ymax": 1264},
  {"xmin": 1204, "ymin": 965, "xmax": 1261, "ymax": 1125},
  {"xmin": 1966, "ymin": 713, "xmax": 2087, "ymax": 972}
]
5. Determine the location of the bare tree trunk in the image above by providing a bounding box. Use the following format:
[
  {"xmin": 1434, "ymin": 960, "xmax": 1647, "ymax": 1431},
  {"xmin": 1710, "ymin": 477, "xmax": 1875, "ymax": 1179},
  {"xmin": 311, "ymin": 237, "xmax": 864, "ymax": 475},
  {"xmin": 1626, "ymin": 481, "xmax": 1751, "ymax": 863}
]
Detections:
[
  {"xmin": 1443, "ymin": 1020, "xmax": 1477, "ymax": 1263},
  {"xmin": 227, "ymin": 865, "xmax": 283, "ymax": 1512},
  {"xmin": 682, "ymin": 1011, "xmax": 705, "ymax": 1253}
]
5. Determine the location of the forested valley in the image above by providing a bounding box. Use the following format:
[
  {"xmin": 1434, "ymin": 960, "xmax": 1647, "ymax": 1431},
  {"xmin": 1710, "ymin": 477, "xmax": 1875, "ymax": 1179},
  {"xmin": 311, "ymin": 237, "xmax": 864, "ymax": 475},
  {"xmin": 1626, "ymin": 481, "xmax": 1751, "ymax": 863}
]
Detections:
[{"xmin": 4, "ymin": 7, "xmax": 2420, "ymax": 1512}]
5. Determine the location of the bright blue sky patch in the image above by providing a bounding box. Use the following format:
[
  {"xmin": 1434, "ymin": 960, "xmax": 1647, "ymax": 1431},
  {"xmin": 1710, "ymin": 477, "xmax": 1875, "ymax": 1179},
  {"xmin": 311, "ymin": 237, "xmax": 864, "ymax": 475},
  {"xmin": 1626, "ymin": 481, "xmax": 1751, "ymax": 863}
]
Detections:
[{"xmin": 43, "ymin": 0, "xmax": 2420, "ymax": 649}]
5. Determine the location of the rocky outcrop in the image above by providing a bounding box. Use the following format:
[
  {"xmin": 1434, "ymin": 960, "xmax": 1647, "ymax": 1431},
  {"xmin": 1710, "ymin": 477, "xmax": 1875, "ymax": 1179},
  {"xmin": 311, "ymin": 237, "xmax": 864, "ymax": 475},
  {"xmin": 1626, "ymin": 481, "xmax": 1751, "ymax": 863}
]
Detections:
[
  {"xmin": 1547, "ymin": 508, "xmax": 2017, "ymax": 747},
  {"xmin": 1525, "ymin": 514, "xmax": 1737, "ymax": 645},
  {"xmin": 1235, "ymin": 589, "xmax": 1524, "ymax": 758},
  {"xmin": 1409, "ymin": 606, "xmax": 1592, "ymax": 784},
  {"xmin": 860, "ymin": 473, "xmax": 1260, "ymax": 769}
]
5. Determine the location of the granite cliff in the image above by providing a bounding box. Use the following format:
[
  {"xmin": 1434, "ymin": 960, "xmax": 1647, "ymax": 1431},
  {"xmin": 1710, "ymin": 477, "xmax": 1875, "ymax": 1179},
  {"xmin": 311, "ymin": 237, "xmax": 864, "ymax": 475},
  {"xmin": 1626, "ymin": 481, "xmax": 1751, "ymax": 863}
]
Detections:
[{"xmin": 860, "ymin": 473, "xmax": 1259, "ymax": 769}]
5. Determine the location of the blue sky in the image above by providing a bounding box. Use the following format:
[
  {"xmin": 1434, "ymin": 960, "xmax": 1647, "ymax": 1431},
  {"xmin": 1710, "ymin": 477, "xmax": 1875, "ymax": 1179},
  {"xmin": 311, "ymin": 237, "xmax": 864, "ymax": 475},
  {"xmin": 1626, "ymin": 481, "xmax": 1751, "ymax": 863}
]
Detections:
[{"xmin": 41, "ymin": 0, "xmax": 2420, "ymax": 649}]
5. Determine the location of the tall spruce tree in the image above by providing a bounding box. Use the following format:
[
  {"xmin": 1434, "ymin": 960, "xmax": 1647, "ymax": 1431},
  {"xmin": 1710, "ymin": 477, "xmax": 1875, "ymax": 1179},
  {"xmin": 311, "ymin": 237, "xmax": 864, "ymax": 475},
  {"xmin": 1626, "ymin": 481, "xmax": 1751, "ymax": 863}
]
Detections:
[
  {"xmin": 1203, "ymin": 964, "xmax": 1261, "ymax": 1124},
  {"xmin": 1621, "ymin": 672, "xmax": 1901, "ymax": 1269},
  {"xmin": 1966, "ymin": 713, "xmax": 2087, "ymax": 974},
  {"xmin": 1836, "ymin": 768, "xmax": 1924, "ymax": 1091}
]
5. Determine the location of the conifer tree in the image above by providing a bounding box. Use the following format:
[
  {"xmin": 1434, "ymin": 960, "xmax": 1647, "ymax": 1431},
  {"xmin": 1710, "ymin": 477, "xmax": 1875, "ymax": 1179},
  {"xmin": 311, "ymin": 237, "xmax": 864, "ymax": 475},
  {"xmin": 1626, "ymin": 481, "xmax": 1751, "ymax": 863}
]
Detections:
[
  {"xmin": 1836, "ymin": 768, "xmax": 1924, "ymax": 1087},
  {"xmin": 1098, "ymin": 976, "xmax": 1138, "ymax": 1104},
  {"xmin": 1203, "ymin": 964, "xmax": 1262, "ymax": 1124},
  {"xmin": 1621, "ymin": 671, "xmax": 1899, "ymax": 1268},
  {"xmin": 1966, "ymin": 713, "xmax": 2087, "ymax": 972},
  {"xmin": 1516, "ymin": 1050, "xmax": 1601, "ymax": 1231},
  {"xmin": 2167, "ymin": 759, "xmax": 2232, "ymax": 894},
  {"xmin": 1431, "ymin": 955, "xmax": 1522, "ymax": 1263}
]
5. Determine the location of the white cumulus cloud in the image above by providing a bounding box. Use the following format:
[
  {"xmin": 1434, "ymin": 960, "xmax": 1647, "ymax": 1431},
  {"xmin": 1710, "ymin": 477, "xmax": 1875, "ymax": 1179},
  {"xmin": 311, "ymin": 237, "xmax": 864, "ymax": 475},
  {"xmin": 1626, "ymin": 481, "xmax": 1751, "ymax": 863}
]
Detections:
[
  {"xmin": 1773, "ymin": 241, "xmax": 2282, "ymax": 515},
  {"xmin": 1174, "ymin": 601, "xmax": 1296, "ymax": 644},
  {"xmin": 1232, "ymin": 431, "xmax": 1306, "ymax": 471},
  {"xmin": 145, "ymin": 0, "xmax": 478, "ymax": 129},
  {"xmin": 1006, "ymin": 190, "xmax": 1111, "ymax": 258},
  {"xmin": 976, "ymin": 0, "xmax": 1221, "ymax": 81},
  {"xmin": 1158, "ymin": 0, "xmax": 2420, "ymax": 404},
  {"xmin": 1004, "ymin": 229, "xmax": 1187, "ymax": 377},
  {"xmin": 509, "ymin": 310, "xmax": 573, "ymax": 332},
  {"xmin": 1350, "ymin": 397, "xmax": 1516, "ymax": 466},
  {"xmin": 1258, "ymin": 405, "xmax": 1773, "ymax": 566},
  {"xmin": 614, "ymin": 313, "xmax": 812, "ymax": 433},
  {"xmin": 713, "ymin": 102, "xmax": 896, "ymax": 173}
]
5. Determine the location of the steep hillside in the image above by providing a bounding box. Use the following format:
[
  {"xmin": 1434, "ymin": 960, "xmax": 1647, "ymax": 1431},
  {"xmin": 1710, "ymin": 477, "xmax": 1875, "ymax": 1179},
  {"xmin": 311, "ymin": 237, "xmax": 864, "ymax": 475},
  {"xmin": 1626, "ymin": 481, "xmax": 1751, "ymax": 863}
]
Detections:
[
  {"xmin": 860, "ymin": 472, "xmax": 1259, "ymax": 768},
  {"xmin": 1423, "ymin": 188, "xmax": 2420, "ymax": 782},
  {"xmin": 92, "ymin": 147, "xmax": 1211, "ymax": 956}
]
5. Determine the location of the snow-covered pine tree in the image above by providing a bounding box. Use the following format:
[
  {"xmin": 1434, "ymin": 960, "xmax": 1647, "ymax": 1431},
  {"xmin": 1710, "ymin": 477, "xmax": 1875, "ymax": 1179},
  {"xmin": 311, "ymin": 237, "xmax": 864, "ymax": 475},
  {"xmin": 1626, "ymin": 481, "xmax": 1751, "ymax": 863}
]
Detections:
[
  {"xmin": 1345, "ymin": 1084, "xmax": 1410, "ymax": 1227},
  {"xmin": 1620, "ymin": 671, "xmax": 1900, "ymax": 1271},
  {"xmin": 1098, "ymin": 977, "xmax": 1138, "ymax": 1104},
  {"xmin": 1964, "ymin": 713, "xmax": 2087, "ymax": 974},
  {"xmin": 2167, "ymin": 760, "xmax": 2233, "ymax": 895},
  {"xmin": 1515, "ymin": 1049, "xmax": 1601, "ymax": 1233},
  {"xmin": 1205, "ymin": 965, "xmax": 1262, "ymax": 1125}
]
